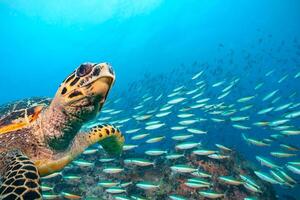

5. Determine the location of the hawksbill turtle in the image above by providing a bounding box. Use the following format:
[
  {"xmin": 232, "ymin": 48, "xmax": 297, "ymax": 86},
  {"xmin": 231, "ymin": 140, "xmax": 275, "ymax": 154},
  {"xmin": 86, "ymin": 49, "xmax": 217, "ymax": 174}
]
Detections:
[{"xmin": 0, "ymin": 63, "xmax": 124, "ymax": 199}]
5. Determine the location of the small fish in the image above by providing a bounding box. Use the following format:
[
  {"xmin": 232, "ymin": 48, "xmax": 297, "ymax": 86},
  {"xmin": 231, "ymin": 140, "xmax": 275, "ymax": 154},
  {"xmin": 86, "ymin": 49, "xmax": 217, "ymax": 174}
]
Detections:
[
  {"xmin": 243, "ymin": 182, "xmax": 262, "ymax": 193},
  {"xmin": 175, "ymin": 142, "xmax": 201, "ymax": 150},
  {"xmin": 122, "ymin": 144, "xmax": 138, "ymax": 151},
  {"xmin": 239, "ymin": 174, "xmax": 260, "ymax": 189},
  {"xmin": 230, "ymin": 116, "xmax": 249, "ymax": 122},
  {"xmin": 131, "ymin": 133, "xmax": 149, "ymax": 140},
  {"xmin": 254, "ymin": 171, "xmax": 281, "ymax": 184},
  {"xmin": 285, "ymin": 110, "xmax": 300, "ymax": 119},
  {"xmin": 217, "ymin": 91, "xmax": 231, "ymax": 99},
  {"xmin": 61, "ymin": 192, "xmax": 81, "ymax": 199},
  {"xmin": 212, "ymin": 81, "xmax": 225, "ymax": 87},
  {"xmin": 145, "ymin": 120, "xmax": 160, "ymax": 125},
  {"xmin": 166, "ymin": 153, "xmax": 185, "ymax": 160},
  {"xmin": 211, "ymin": 117, "xmax": 225, "ymax": 122},
  {"xmin": 145, "ymin": 136, "xmax": 165, "ymax": 143},
  {"xmin": 135, "ymin": 115, "xmax": 152, "ymax": 121},
  {"xmin": 286, "ymin": 164, "xmax": 300, "ymax": 175},
  {"xmin": 269, "ymin": 119, "xmax": 290, "ymax": 127},
  {"xmin": 262, "ymin": 90, "xmax": 278, "ymax": 101},
  {"xmin": 208, "ymin": 154, "xmax": 230, "ymax": 160},
  {"xmin": 279, "ymin": 143, "xmax": 300, "ymax": 151},
  {"xmin": 170, "ymin": 126, "xmax": 187, "ymax": 130},
  {"xmin": 215, "ymin": 144, "xmax": 232, "ymax": 151},
  {"xmin": 184, "ymin": 181, "xmax": 210, "ymax": 188},
  {"xmin": 168, "ymin": 194, "xmax": 188, "ymax": 200},
  {"xmin": 218, "ymin": 176, "xmax": 243, "ymax": 185},
  {"xmin": 63, "ymin": 175, "xmax": 81, "ymax": 181},
  {"xmin": 191, "ymin": 71, "xmax": 203, "ymax": 80},
  {"xmin": 168, "ymin": 97, "xmax": 186, "ymax": 105},
  {"xmin": 257, "ymin": 107, "xmax": 274, "ymax": 115},
  {"xmin": 239, "ymin": 105, "xmax": 253, "ymax": 111},
  {"xmin": 179, "ymin": 119, "xmax": 198, "ymax": 125},
  {"xmin": 191, "ymin": 170, "xmax": 212, "ymax": 178},
  {"xmin": 145, "ymin": 149, "xmax": 167, "ymax": 156},
  {"xmin": 125, "ymin": 128, "xmax": 141, "ymax": 134},
  {"xmin": 270, "ymin": 151, "xmax": 297, "ymax": 158},
  {"xmin": 177, "ymin": 113, "xmax": 195, "ymax": 118},
  {"xmin": 256, "ymin": 156, "xmax": 280, "ymax": 168},
  {"xmin": 187, "ymin": 128, "xmax": 207, "ymax": 134},
  {"xmin": 73, "ymin": 160, "xmax": 94, "ymax": 167},
  {"xmin": 281, "ymin": 130, "xmax": 300, "ymax": 136},
  {"xmin": 198, "ymin": 190, "xmax": 225, "ymax": 199},
  {"xmin": 124, "ymin": 158, "xmax": 154, "ymax": 166},
  {"xmin": 269, "ymin": 170, "xmax": 288, "ymax": 184},
  {"xmin": 187, "ymin": 178, "xmax": 210, "ymax": 185},
  {"xmin": 82, "ymin": 148, "xmax": 98, "ymax": 155},
  {"xmin": 253, "ymin": 121, "xmax": 269, "ymax": 127},
  {"xmin": 265, "ymin": 70, "xmax": 275, "ymax": 76},
  {"xmin": 274, "ymin": 103, "xmax": 292, "ymax": 112},
  {"xmin": 99, "ymin": 158, "xmax": 115, "ymax": 163},
  {"xmin": 42, "ymin": 194, "xmax": 61, "ymax": 200},
  {"xmin": 119, "ymin": 181, "xmax": 133, "ymax": 187},
  {"xmin": 171, "ymin": 134, "xmax": 194, "ymax": 141},
  {"xmin": 242, "ymin": 134, "xmax": 270, "ymax": 147},
  {"xmin": 170, "ymin": 164, "xmax": 197, "ymax": 173},
  {"xmin": 192, "ymin": 149, "xmax": 217, "ymax": 156},
  {"xmin": 136, "ymin": 182, "xmax": 159, "ymax": 190},
  {"xmin": 41, "ymin": 185, "xmax": 54, "ymax": 192},
  {"xmin": 155, "ymin": 111, "xmax": 172, "ymax": 118},
  {"xmin": 278, "ymin": 74, "xmax": 288, "ymax": 83},
  {"xmin": 160, "ymin": 105, "xmax": 173, "ymax": 111},
  {"xmin": 103, "ymin": 167, "xmax": 124, "ymax": 174},
  {"xmin": 232, "ymin": 124, "xmax": 251, "ymax": 130},
  {"xmin": 275, "ymin": 169, "xmax": 297, "ymax": 184},
  {"xmin": 196, "ymin": 98, "xmax": 210, "ymax": 103},
  {"xmin": 105, "ymin": 187, "xmax": 126, "ymax": 194},
  {"xmin": 145, "ymin": 123, "xmax": 165, "ymax": 130},
  {"xmin": 254, "ymin": 82, "xmax": 264, "ymax": 90},
  {"xmin": 98, "ymin": 180, "xmax": 119, "ymax": 188},
  {"xmin": 41, "ymin": 171, "xmax": 62, "ymax": 180},
  {"xmin": 237, "ymin": 96, "xmax": 256, "ymax": 103}
]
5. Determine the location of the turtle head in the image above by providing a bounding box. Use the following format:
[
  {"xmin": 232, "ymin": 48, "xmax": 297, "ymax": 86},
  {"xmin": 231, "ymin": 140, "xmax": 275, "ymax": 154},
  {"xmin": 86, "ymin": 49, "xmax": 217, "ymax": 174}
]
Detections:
[{"xmin": 53, "ymin": 62, "xmax": 115, "ymax": 122}]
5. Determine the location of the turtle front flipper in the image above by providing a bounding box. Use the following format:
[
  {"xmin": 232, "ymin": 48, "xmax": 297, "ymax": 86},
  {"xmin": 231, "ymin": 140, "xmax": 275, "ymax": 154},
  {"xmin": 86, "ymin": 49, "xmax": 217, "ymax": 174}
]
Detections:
[
  {"xmin": 38, "ymin": 124, "xmax": 124, "ymax": 176},
  {"xmin": 70, "ymin": 124, "xmax": 124, "ymax": 159},
  {"xmin": 0, "ymin": 150, "xmax": 42, "ymax": 199},
  {"xmin": 91, "ymin": 124, "xmax": 124, "ymax": 155}
]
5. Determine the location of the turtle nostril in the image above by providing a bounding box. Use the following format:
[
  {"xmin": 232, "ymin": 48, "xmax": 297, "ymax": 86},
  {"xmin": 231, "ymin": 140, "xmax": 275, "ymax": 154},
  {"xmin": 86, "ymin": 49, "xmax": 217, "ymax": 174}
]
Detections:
[
  {"xmin": 76, "ymin": 63, "xmax": 93, "ymax": 77},
  {"xmin": 92, "ymin": 67, "xmax": 101, "ymax": 76},
  {"xmin": 108, "ymin": 66, "xmax": 114, "ymax": 75}
]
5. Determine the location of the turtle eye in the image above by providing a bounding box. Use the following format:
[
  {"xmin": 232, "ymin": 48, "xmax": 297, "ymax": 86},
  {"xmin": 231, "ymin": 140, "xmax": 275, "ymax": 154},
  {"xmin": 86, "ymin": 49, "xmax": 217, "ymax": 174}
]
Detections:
[{"xmin": 76, "ymin": 63, "xmax": 93, "ymax": 77}]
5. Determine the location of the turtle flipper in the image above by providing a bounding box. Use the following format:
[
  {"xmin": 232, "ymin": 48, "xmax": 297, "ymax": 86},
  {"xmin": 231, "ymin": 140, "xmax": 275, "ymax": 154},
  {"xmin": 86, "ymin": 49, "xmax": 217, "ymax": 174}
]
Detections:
[
  {"xmin": 91, "ymin": 124, "xmax": 124, "ymax": 155},
  {"xmin": 70, "ymin": 124, "xmax": 124, "ymax": 159},
  {"xmin": 0, "ymin": 150, "xmax": 42, "ymax": 200}
]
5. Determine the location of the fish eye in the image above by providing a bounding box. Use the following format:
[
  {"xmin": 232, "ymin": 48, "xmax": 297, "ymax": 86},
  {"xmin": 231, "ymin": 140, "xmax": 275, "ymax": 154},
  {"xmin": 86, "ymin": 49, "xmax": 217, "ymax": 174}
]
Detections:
[{"xmin": 76, "ymin": 63, "xmax": 93, "ymax": 77}]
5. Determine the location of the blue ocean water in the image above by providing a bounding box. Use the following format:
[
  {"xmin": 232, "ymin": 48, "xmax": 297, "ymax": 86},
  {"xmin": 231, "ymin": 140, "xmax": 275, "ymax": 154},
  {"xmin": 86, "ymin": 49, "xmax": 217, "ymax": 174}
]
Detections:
[{"xmin": 0, "ymin": 0, "xmax": 300, "ymax": 199}]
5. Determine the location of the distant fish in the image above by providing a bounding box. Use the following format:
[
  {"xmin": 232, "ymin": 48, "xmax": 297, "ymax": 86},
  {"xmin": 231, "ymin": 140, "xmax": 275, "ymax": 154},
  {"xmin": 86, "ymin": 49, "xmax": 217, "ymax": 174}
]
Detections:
[
  {"xmin": 145, "ymin": 123, "xmax": 165, "ymax": 130},
  {"xmin": 146, "ymin": 136, "xmax": 165, "ymax": 143},
  {"xmin": 198, "ymin": 190, "xmax": 225, "ymax": 199},
  {"xmin": 103, "ymin": 167, "xmax": 124, "ymax": 174},
  {"xmin": 170, "ymin": 164, "xmax": 198, "ymax": 173},
  {"xmin": 136, "ymin": 182, "xmax": 160, "ymax": 190}
]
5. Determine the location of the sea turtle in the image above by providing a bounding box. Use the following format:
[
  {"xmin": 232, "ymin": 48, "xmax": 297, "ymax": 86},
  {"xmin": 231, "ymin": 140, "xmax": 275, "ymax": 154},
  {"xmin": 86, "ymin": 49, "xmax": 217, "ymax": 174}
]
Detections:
[{"xmin": 0, "ymin": 63, "xmax": 124, "ymax": 199}]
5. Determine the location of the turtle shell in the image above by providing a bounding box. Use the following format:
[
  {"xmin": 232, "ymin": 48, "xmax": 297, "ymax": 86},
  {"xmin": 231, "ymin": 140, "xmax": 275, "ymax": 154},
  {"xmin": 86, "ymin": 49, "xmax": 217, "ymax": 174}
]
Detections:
[{"xmin": 0, "ymin": 97, "xmax": 51, "ymax": 134}]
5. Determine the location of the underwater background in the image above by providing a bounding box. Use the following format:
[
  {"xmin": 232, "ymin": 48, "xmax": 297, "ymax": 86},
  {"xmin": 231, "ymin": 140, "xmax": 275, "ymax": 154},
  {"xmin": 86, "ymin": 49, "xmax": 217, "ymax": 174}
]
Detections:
[{"xmin": 0, "ymin": 0, "xmax": 300, "ymax": 199}]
